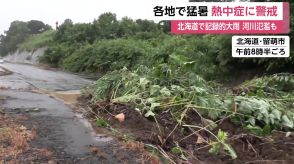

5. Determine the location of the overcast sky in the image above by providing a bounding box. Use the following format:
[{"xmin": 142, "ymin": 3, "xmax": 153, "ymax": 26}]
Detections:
[{"xmin": 0, "ymin": 0, "xmax": 152, "ymax": 34}]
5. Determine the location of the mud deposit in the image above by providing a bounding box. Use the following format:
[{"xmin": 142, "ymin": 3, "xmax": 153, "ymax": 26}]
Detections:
[
  {"xmin": 88, "ymin": 101, "xmax": 294, "ymax": 164},
  {"xmin": 0, "ymin": 90, "xmax": 143, "ymax": 163}
]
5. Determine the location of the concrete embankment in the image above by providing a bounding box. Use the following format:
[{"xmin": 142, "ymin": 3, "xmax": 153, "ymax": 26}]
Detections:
[{"xmin": 4, "ymin": 48, "xmax": 46, "ymax": 65}]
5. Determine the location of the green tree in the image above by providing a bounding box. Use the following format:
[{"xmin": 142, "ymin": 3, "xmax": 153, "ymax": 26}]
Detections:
[
  {"xmin": 93, "ymin": 12, "xmax": 119, "ymax": 39},
  {"xmin": 136, "ymin": 19, "xmax": 158, "ymax": 32},
  {"xmin": 158, "ymin": 20, "xmax": 171, "ymax": 33},
  {"xmin": 117, "ymin": 17, "xmax": 138, "ymax": 37},
  {"xmin": 27, "ymin": 20, "xmax": 50, "ymax": 34},
  {"xmin": 0, "ymin": 21, "xmax": 29, "ymax": 54}
]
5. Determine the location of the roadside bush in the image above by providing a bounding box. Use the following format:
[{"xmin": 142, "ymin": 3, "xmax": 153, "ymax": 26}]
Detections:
[
  {"xmin": 89, "ymin": 66, "xmax": 294, "ymax": 131},
  {"xmin": 62, "ymin": 39, "xmax": 153, "ymax": 73},
  {"xmin": 40, "ymin": 43, "xmax": 68, "ymax": 67}
]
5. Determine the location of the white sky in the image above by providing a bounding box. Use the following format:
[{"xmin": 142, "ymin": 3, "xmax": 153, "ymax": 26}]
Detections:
[{"xmin": 0, "ymin": 0, "xmax": 152, "ymax": 34}]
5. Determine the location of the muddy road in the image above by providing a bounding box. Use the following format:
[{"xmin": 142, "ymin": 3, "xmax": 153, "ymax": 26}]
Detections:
[{"xmin": 0, "ymin": 63, "xmax": 140, "ymax": 163}]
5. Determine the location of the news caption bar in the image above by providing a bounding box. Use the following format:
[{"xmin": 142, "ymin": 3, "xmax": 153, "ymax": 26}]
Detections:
[
  {"xmin": 232, "ymin": 36, "xmax": 290, "ymax": 58},
  {"xmin": 150, "ymin": 2, "xmax": 290, "ymax": 34}
]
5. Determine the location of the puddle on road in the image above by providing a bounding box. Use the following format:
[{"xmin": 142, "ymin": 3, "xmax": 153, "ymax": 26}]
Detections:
[
  {"xmin": 50, "ymin": 90, "xmax": 81, "ymax": 105},
  {"xmin": 0, "ymin": 90, "xmax": 114, "ymax": 156}
]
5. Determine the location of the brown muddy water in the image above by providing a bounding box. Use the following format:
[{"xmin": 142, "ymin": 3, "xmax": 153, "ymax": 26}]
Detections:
[{"xmin": 50, "ymin": 90, "xmax": 81, "ymax": 105}]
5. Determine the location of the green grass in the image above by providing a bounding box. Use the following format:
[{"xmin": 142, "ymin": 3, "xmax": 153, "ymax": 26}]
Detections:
[{"xmin": 17, "ymin": 30, "xmax": 56, "ymax": 51}]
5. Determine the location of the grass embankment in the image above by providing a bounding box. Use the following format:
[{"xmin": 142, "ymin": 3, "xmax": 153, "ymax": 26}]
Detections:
[{"xmin": 17, "ymin": 30, "xmax": 56, "ymax": 52}]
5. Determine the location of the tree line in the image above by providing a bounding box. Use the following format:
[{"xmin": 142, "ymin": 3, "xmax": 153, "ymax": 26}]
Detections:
[
  {"xmin": 0, "ymin": 20, "xmax": 51, "ymax": 55},
  {"xmin": 0, "ymin": 1, "xmax": 293, "ymax": 80}
]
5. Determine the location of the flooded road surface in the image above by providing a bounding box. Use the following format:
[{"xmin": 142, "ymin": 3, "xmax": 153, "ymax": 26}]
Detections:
[
  {"xmin": 0, "ymin": 63, "xmax": 92, "ymax": 91},
  {"xmin": 0, "ymin": 63, "xmax": 139, "ymax": 163}
]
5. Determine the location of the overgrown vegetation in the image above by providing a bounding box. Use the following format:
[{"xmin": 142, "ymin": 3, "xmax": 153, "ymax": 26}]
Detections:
[
  {"xmin": 17, "ymin": 30, "xmax": 56, "ymax": 51},
  {"xmin": 85, "ymin": 60, "xmax": 293, "ymax": 161},
  {"xmin": 0, "ymin": 0, "xmax": 293, "ymax": 162},
  {"xmin": 1, "ymin": 6, "xmax": 293, "ymax": 78}
]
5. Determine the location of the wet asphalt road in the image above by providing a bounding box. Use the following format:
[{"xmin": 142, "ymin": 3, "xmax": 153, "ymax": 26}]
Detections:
[
  {"xmin": 0, "ymin": 63, "xmax": 139, "ymax": 163},
  {"xmin": 0, "ymin": 62, "xmax": 92, "ymax": 91}
]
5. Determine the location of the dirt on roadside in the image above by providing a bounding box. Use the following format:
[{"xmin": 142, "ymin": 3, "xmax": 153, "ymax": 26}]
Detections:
[
  {"xmin": 0, "ymin": 114, "xmax": 54, "ymax": 163},
  {"xmin": 81, "ymin": 95, "xmax": 294, "ymax": 164}
]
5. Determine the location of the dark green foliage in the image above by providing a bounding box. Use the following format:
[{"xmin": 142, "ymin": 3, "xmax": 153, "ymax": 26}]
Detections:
[
  {"xmin": 40, "ymin": 42, "xmax": 72, "ymax": 67},
  {"xmin": 2, "ymin": 9, "xmax": 293, "ymax": 80},
  {"xmin": 27, "ymin": 20, "xmax": 51, "ymax": 34},
  {"xmin": 0, "ymin": 21, "xmax": 29, "ymax": 55},
  {"xmin": 93, "ymin": 13, "xmax": 119, "ymax": 39},
  {"xmin": 62, "ymin": 39, "xmax": 151, "ymax": 73},
  {"xmin": 118, "ymin": 17, "xmax": 139, "ymax": 37},
  {"xmin": 158, "ymin": 21, "xmax": 171, "ymax": 33},
  {"xmin": 40, "ymin": 13, "xmax": 169, "ymax": 72}
]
